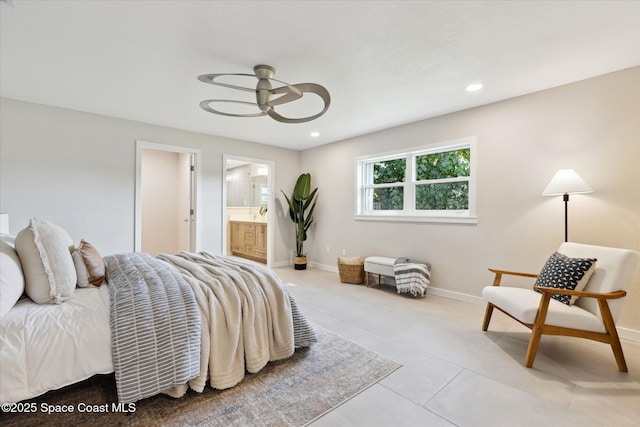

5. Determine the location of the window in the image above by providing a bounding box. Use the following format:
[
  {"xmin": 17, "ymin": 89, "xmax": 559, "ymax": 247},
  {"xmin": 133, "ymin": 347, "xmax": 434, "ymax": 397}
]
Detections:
[{"xmin": 356, "ymin": 137, "xmax": 476, "ymax": 223}]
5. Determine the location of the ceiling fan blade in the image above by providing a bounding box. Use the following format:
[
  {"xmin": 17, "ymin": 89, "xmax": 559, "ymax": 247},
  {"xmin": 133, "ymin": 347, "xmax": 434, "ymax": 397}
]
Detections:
[
  {"xmin": 266, "ymin": 83, "xmax": 331, "ymax": 123},
  {"xmin": 293, "ymin": 83, "xmax": 331, "ymax": 107},
  {"xmin": 266, "ymin": 108, "xmax": 294, "ymax": 123},
  {"xmin": 198, "ymin": 73, "xmax": 257, "ymax": 93},
  {"xmin": 199, "ymin": 99, "xmax": 266, "ymax": 117}
]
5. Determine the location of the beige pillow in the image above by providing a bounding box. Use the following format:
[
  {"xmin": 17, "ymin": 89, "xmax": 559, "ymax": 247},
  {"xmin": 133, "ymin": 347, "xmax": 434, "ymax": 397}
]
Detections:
[
  {"xmin": 73, "ymin": 239, "xmax": 105, "ymax": 287},
  {"xmin": 73, "ymin": 249, "xmax": 91, "ymax": 288},
  {"xmin": 0, "ymin": 234, "xmax": 25, "ymax": 318},
  {"xmin": 15, "ymin": 218, "xmax": 77, "ymax": 304},
  {"xmin": 338, "ymin": 256, "xmax": 364, "ymax": 265}
]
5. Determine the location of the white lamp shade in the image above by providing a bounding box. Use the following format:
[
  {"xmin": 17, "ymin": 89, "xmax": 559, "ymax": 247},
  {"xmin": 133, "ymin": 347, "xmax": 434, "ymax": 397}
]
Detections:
[
  {"xmin": 0, "ymin": 213, "xmax": 9, "ymax": 234},
  {"xmin": 542, "ymin": 169, "xmax": 593, "ymax": 196}
]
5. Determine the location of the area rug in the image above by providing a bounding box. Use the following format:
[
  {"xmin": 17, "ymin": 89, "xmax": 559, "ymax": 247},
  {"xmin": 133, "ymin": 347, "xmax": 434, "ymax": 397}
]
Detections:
[{"xmin": 0, "ymin": 326, "xmax": 400, "ymax": 427}]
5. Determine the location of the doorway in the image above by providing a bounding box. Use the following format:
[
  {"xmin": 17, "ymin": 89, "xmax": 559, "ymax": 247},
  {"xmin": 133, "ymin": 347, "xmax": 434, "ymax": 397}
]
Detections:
[
  {"xmin": 135, "ymin": 141, "xmax": 201, "ymax": 255},
  {"xmin": 223, "ymin": 155, "xmax": 274, "ymax": 266}
]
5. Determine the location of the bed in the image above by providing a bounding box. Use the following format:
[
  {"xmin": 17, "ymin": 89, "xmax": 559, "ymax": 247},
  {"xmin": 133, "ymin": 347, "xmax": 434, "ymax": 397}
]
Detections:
[{"xmin": 0, "ymin": 218, "xmax": 316, "ymax": 404}]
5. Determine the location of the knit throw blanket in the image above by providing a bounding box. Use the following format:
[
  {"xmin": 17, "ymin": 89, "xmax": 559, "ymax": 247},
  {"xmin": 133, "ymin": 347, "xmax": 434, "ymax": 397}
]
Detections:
[
  {"xmin": 157, "ymin": 252, "xmax": 314, "ymax": 394},
  {"xmin": 394, "ymin": 258, "xmax": 431, "ymax": 297}
]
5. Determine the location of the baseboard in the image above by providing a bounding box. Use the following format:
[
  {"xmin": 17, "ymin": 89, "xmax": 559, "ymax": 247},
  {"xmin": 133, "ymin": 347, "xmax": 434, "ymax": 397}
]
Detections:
[
  {"xmin": 271, "ymin": 260, "xmax": 292, "ymax": 268},
  {"xmin": 617, "ymin": 327, "xmax": 640, "ymax": 343},
  {"xmin": 426, "ymin": 286, "xmax": 485, "ymax": 305},
  {"xmin": 277, "ymin": 261, "xmax": 338, "ymax": 270},
  {"xmin": 308, "ymin": 261, "xmax": 338, "ymax": 273}
]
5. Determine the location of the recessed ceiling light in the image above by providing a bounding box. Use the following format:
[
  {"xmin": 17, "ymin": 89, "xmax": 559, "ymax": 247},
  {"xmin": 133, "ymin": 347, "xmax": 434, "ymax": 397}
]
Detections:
[
  {"xmin": 310, "ymin": 132, "xmax": 320, "ymax": 138},
  {"xmin": 466, "ymin": 83, "xmax": 483, "ymax": 92}
]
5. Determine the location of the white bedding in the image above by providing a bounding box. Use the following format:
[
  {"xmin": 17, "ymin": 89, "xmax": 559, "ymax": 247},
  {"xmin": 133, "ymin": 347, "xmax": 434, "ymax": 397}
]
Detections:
[{"xmin": 0, "ymin": 285, "xmax": 113, "ymax": 404}]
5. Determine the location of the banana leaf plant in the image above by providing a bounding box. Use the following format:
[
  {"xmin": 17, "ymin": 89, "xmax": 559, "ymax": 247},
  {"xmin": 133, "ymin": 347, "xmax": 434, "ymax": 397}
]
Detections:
[{"xmin": 281, "ymin": 173, "xmax": 318, "ymax": 258}]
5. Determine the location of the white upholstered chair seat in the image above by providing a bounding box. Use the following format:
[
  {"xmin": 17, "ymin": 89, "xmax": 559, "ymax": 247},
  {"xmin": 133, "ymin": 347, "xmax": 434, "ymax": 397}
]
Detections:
[{"xmin": 482, "ymin": 286, "xmax": 605, "ymax": 333}]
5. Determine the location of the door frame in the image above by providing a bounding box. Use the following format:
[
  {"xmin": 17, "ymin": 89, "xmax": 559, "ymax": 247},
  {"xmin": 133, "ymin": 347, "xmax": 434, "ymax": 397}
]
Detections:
[
  {"xmin": 135, "ymin": 140, "xmax": 202, "ymax": 253},
  {"xmin": 222, "ymin": 154, "xmax": 275, "ymax": 267}
]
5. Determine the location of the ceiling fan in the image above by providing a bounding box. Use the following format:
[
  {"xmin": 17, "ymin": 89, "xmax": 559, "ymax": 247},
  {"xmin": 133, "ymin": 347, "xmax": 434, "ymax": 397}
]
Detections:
[{"xmin": 198, "ymin": 65, "xmax": 330, "ymax": 124}]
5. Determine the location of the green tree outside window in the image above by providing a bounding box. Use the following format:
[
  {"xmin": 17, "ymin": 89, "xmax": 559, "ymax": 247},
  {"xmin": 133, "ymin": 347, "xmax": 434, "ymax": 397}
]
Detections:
[
  {"xmin": 415, "ymin": 148, "xmax": 470, "ymax": 210},
  {"xmin": 371, "ymin": 158, "xmax": 405, "ymax": 210}
]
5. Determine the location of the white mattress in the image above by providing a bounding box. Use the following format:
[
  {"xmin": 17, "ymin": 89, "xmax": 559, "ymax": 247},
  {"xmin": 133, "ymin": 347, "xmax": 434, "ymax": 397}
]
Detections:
[{"xmin": 0, "ymin": 285, "xmax": 113, "ymax": 403}]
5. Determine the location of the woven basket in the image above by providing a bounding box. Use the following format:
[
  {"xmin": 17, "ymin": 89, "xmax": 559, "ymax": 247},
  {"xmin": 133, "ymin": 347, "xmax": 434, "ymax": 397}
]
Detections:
[{"xmin": 337, "ymin": 256, "xmax": 365, "ymax": 284}]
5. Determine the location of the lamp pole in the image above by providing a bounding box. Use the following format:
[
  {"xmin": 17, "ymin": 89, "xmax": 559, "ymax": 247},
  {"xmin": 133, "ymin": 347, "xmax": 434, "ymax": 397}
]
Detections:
[{"xmin": 563, "ymin": 193, "xmax": 569, "ymax": 242}]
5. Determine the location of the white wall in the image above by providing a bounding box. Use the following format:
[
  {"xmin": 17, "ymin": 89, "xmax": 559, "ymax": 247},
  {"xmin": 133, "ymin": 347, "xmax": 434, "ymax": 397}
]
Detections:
[
  {"xmin": 141, "ymin": 148, "xmax": 181, "ymax": 256},
  {"xmin": 0, "ymin": 98, "xmax": 301, "ymax": 265},
  {"xmin": 299, "ymin": 67, "xmax": 640, "ymax": 333}
]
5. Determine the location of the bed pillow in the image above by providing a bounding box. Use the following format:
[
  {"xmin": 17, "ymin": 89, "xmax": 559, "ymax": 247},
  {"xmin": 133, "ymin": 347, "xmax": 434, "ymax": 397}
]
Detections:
[
  {"xmin": 73, "ymin": 250, "xmax": 91, "ymax": 288},
  {"xmin": 0, "ymin": 234, "xmax": 25, "ymax": 318},
  {"xmin": 534, "ymin": 252, "xmax": 596, "ymax": 305},
  {"xmin": 73, "ymin": 239, "xmax": 106, "ymax": 287},
  {"xmin": 15, "ymin": 218, "xmax": 77, "ymax": 304}
]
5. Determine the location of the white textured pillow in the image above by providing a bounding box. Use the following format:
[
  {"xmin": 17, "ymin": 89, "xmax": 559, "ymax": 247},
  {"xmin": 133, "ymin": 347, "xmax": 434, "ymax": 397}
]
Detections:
[
  {"xmin": 15, "ymin": 218, "xmax": 77, "ymax": 304},
  {"xmin": 0, "ymin": 234, "xmax": 25, "ymax": 318}
]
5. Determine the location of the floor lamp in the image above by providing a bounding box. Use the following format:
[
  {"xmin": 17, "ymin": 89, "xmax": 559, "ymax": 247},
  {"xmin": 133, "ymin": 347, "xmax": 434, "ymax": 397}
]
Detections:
[{"xmin": 542, "ymin": 169, "xmax": 593, "ymax": 242}]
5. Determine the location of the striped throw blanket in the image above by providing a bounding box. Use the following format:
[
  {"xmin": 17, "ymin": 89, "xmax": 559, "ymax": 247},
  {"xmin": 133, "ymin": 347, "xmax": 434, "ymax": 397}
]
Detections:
[
  {"xmin": 104, "ymin": 253, "xmax": 201, "ymax": 403},
  {"xmin": 394, "ymin": 258, "xmax": 431, "ymax": 297}
]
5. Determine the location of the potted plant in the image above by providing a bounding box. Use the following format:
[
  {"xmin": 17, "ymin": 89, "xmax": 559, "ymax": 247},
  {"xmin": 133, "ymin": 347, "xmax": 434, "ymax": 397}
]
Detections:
[{"xmin": 281, "ymin": 173, "xmax": 318, "ymax": 270}]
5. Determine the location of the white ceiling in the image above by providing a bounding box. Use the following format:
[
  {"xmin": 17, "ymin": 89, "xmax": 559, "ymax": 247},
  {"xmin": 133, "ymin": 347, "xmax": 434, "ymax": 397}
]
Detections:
[{"xmin": 1, "ymin": 1, "xmax": 639, "ymax": 150}]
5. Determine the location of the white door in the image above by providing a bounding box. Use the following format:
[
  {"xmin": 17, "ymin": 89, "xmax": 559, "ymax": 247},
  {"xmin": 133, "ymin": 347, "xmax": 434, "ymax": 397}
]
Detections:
[{"xmin": 177, "ymin": 153, "xmax": 195, "ymax": 252}]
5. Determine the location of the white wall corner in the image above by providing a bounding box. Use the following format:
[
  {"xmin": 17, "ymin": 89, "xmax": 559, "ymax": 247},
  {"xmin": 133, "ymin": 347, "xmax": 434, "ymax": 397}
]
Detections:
[{"xmin": 272, "ymin": 260, "xmax": 294, "ymax": 269}]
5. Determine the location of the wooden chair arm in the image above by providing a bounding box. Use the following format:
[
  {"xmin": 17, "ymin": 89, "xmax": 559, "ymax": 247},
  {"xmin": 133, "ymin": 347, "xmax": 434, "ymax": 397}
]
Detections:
[
  {"xmin": 488, "ymin": 268, "xmax": 539, "ymax": 278},
  {"xmin": 488, "ymin": 268, "xmax": 538, "ymax": 286},
  {"xmin": 534, "ymin": 286, "xmax": 627, "ymax": 300}
]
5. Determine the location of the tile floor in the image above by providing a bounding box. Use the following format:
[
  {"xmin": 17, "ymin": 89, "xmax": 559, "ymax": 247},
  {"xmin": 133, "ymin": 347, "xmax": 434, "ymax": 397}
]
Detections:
[{"xmin": 273, "ymin": 267, "xmax": 640, "ymax": 427}]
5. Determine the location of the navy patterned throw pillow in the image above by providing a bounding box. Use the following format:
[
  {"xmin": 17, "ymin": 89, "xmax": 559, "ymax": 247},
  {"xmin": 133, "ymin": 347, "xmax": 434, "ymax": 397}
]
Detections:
[{"xmin": 534, "ymin": 252, "xmax": 597, "ymax": 305}]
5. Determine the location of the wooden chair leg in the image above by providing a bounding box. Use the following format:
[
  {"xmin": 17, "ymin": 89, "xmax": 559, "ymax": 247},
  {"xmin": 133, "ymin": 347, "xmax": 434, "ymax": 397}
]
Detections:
[
  {"xmin": 525, "ymin": 292, "xmax": 552, "ymax": 368},
  {"xmin": 482, "ymin": 303, "xmax": 494, "ymax": 331},
  {"xmin": 482, "ymin": 271, "xmax": 503, "ymax": 332},
  {"xmin": 525, "ymin": 325, "xmax": 544, "ymax": 368},
  {"xmin": 610, "ymin": 337, "xmax": 628, "ymax": 373},
  {"xmin": 598, "ymin": 299, "xmax": 628, "ymax": 372}
]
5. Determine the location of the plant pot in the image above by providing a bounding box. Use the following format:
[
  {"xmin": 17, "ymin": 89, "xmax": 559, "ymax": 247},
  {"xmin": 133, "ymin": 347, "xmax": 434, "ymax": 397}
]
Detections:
[{"xmin": 294, "ymin": 256, "xmax": 307, "ymax": 270}]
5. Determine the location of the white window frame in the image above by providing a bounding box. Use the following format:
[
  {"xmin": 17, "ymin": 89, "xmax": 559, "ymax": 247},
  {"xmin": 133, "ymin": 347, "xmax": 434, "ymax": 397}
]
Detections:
[{"xmin": 355, "ymin": 137, "xmax": 477, "ymax": 224}]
